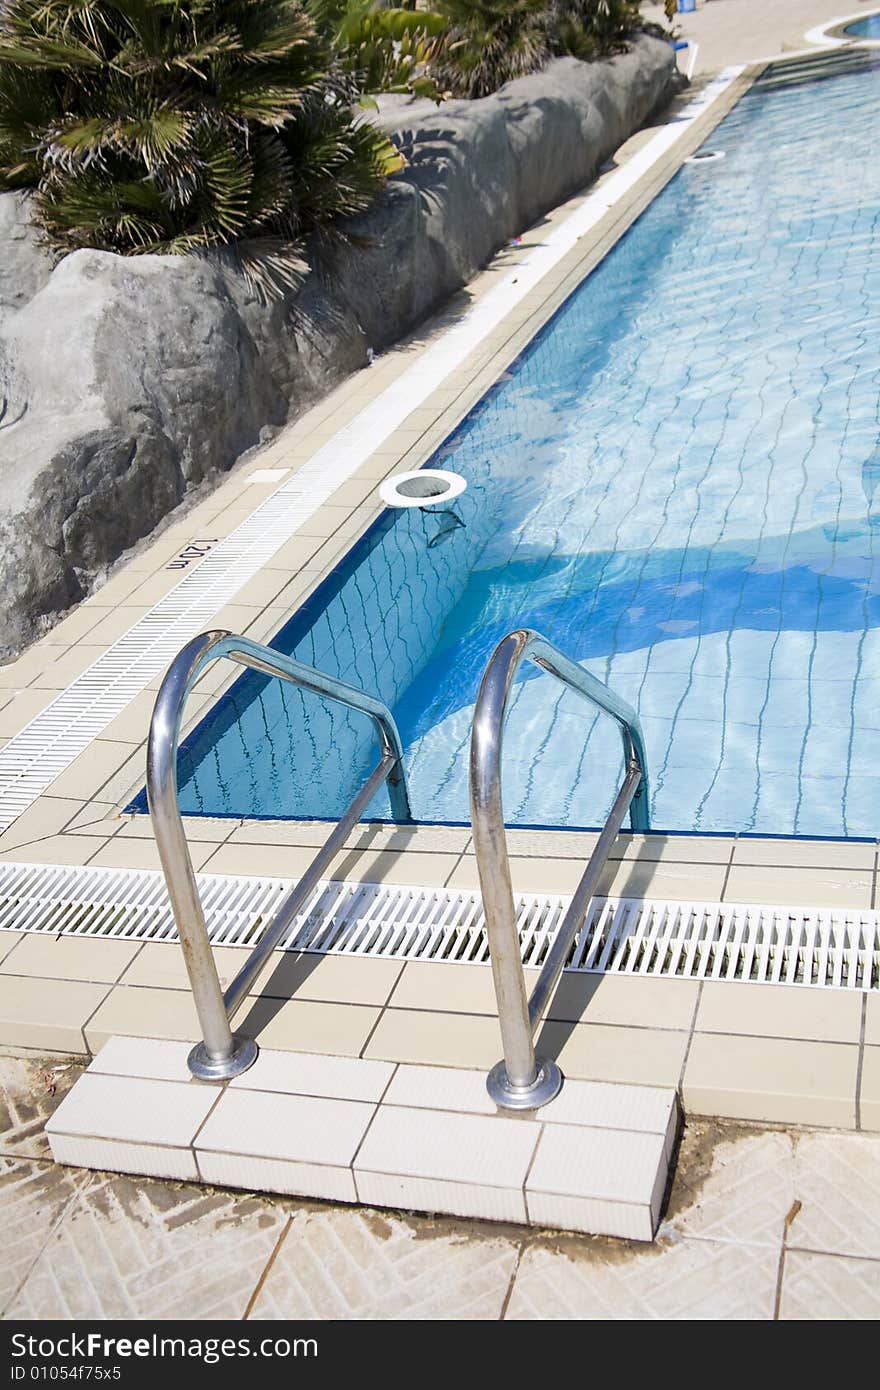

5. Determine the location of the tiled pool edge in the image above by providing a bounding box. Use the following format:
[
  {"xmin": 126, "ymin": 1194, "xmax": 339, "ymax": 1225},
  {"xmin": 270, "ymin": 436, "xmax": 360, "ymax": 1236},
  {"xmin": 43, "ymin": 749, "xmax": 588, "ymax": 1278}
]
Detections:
[
  {"xmin": 0, "ymin": 872, "xmax": 877, "ymax": 1133},
  {"xmin": 1, "ymin": 61, "xmax": 768, "ymax": 880},
  {"xmin": 805, "ymin": 12, "xmax": 880, "ymax": 48},
  {"xmin": 2, "ymin": 51, "xmax": 878, "ymax": 1123},
  {"xmin": 0, "ymin": 64, "xmax": 750, "ymax": 838},
  {"xmin": 46, "ymin": 1041, "xmax": 679, "ymax": 1240}
]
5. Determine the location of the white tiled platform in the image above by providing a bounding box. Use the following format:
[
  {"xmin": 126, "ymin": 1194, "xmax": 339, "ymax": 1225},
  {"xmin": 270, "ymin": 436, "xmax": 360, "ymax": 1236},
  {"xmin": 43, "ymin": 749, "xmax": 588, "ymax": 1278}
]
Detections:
[{"xmin": 46, "ymin": 1037, "xmax": 679, "ymax": 1242}]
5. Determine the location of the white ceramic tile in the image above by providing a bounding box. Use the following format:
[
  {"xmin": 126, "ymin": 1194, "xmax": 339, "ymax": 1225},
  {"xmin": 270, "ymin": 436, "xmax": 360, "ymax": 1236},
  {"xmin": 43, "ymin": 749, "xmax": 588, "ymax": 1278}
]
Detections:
[
  {"xmin": 779, "ymin": 1251, "xmax": 880, "ymax": 1320},
  {"xmin": 49, "ymin": 1133, "xmax": 198, "ymax": 1181},
  {"xmin": 661, "ymin": 1131, "xmax": 795, "ymax": 1249},
  {"xmin": 354, "ymin": 1170, "xmax": 527, "ymax": 1225},
  {"xmin": 196, "ymin": 1089, "xmax": 373, "ymax": 1167},
  {"xmin": 197, "ymin": 1151, "xmax": 357, "ymax": 1203},
  {"xmin": 7, "ymin": 1163, "xmax": 287, "ymax": 1320},
  {"xmin": 506, "ymin": 1232, "xmax": 779, "ymax": 1321},
  {"xmin": 247, "ymin": 1207, "xmax": 519, "ymax": 1321},
  {"xmin": 790, "ymin": 1133, "xmax": 880, "ymax": 1259},
  {"xmin": 0, "ymin": 1155, "xmax": 87, "ymax": 1314},
  {"xmin": 46, "ymin": 1073, "xmax": 216, "ymax": 1148},
  {"xmin": 527, "ymin": 1125, "xmax": 668, "ymax": 1207},
  {"xmin": 663, "ymin": 1103, "xmax": 680, "ymax": 1166},
  {"xmin": 229, "ymin": 1049, "xmax": 394, "ymax": 1102},
  {"xmin": 649, "ymin": 1153, "xmax": 668, "ymax": 1231},
  {"xmin": 89, "ymin": 1036, "xmax": 195, "ymax": 1084},
  {"xmin": 526, "ymin": 1191, "xmax": 654, "ymax": 1241},
  {"xmin": 540, "ymin": 1080, "xmax": 677, "ymax": 1135},
  {"xmin": 355, "ymin": 1106, "xmax": 539, "ymax": 1190},
  {"xmin": 383, "ymin": 1065, "xmax": 496, "ymax": 1116}
]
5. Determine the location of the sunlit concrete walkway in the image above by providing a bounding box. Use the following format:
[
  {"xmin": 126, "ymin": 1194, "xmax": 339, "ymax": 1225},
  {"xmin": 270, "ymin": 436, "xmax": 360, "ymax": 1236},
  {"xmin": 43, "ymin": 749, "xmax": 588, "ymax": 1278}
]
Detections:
[
  {"xmin": 642, "ymin": 0, "xmax": 871, "ymax": 74},
  {"xmin": 2, "ymin": 1053, "xmax": 879, "ymax": 1320}
]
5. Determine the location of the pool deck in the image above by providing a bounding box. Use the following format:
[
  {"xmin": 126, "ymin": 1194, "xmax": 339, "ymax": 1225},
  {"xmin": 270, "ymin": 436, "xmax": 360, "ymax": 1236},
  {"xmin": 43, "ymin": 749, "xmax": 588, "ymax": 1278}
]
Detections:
[
  {"xmin": 0, "ymin": 48, "xmax": 878, "ymax": 1150},
  {"xmin": 642, "ymin": 0, "xmax": 879, "ymax": 73},
  {"xmin": 4, "ymin": 1051, "xmax": 879, "ymax": 1320}
]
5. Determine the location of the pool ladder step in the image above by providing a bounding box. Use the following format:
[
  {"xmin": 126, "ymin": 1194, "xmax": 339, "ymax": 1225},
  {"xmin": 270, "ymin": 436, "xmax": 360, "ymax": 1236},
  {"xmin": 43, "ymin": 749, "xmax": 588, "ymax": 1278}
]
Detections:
[
  {"xmin": 146, "ymin": 626, "xmax": 650, "ymax": 1115},
  {"xmin": 761, "ymin": 47, "xmax": 877, "ymax": 87}
]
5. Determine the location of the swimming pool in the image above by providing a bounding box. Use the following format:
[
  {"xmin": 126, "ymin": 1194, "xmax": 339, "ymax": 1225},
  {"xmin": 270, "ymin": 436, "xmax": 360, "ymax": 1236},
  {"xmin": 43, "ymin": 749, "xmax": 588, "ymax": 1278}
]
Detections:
[
  {"xmin": 152, "ymin": 55, "xmax": 880, "ymax": 839},
  {"xmin": 844, "ymin": 15, "xmax": 880, "ymax": 39}
]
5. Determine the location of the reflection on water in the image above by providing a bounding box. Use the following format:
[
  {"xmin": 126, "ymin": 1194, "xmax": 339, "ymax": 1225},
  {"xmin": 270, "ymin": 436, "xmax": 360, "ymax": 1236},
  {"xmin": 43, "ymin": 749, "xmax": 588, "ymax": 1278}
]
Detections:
[{"xmin": 132, "ymin": 57, "xmax": 880, "ymax": 838}]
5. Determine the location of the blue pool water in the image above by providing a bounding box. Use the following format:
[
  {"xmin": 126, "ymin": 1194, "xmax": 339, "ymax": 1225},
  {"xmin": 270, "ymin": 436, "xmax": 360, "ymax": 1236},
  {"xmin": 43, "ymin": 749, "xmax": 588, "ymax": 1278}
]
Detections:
[
  {"xmin": 156, "ymin": 58, "xmax": 880, "ymax": 837},
  {"xmin": 845, "ymin": 15, "xmax": 880, "ymax": 38}
]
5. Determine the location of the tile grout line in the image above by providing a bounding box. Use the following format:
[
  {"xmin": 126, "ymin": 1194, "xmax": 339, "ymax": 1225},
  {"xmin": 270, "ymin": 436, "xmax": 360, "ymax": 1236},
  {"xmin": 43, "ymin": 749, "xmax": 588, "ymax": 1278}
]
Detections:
[
  {"xmin": 77, "ymin": 985, "xmax": 115, "ymax": 1059},
  {"xmin": 374, "ymin": 1062, "xmax": 400, "ymax": 1108},
  {"xmin": 189, "ymin": 1078, "xmax": 231, "ymax": 1168},
  {"xmin": 855, "ymin": 993, "xmax": 867, "ymax": 1132},
  {"xmin": 772, "ymin": 1245, "xmax": 787, "ymax": 1321},
  {"xmin": 772, "ymin": 1190, "xmax": 795, "ymax": 1321},
  {"xmin": 357, "ymin": 1004, "xmax": 391, "ymax": 1062},
  {"xmin": 783, "ymin": 1243, "xmax": 880, "ymax": 1265},
  {"xmin": 498, "ymin": 1238, "xmax": 529, "ymax": 1321},
  {"xmin": 348, "ymin": 1097, "xmax": 389, "ymax": 1206},
  {"xmin": 677, "ymin": 980, "xmax": 704, "ymax": 1094},
  {"xmin": 241, "ymin": 1214, "xmax": 294, "ymax": 1321},
  {"xmin": 720, "ymin": 835, "xmax": 738, "ymax": 902},
  {"xmin": 442, "ymin": 850, "xmax": 468, "ymax": 889},
  {"xmin": 520, "ymin": 1123, "xmax": 547, "ymax": 1227},
  {"xmin": 0, "ymin": 1171, "xmax": 88, "ymax": 1319},
  {"xmin": 378, "ymin": 960, "xmax": 408, "ymax": 1014}
]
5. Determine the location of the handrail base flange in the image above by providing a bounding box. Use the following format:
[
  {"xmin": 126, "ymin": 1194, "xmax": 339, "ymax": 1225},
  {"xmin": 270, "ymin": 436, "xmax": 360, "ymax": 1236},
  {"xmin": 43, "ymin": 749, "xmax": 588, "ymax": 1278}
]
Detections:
[
  {"xmin": 188, "ymin": 1035, "xmax": 259, "ymax": 1081},
  {"xmin": 487, "ymin": 1057, "xmax": 563, "ymax": 1112}
]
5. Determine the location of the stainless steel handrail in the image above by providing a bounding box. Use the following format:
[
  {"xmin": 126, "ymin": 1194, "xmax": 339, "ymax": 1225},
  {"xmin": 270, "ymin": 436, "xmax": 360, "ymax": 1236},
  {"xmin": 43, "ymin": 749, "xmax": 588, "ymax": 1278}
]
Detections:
[
  {"xmin": 147, "ymin": 630, "xmax": 411, "ymax": 1081},
  {"xmin": 469, "ymin": 628, "xmax": 649, "ymax": 1111}
]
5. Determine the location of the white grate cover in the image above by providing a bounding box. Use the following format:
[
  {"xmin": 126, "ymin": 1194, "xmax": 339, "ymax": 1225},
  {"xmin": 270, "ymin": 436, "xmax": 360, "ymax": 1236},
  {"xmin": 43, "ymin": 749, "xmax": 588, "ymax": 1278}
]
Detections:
[{"xmin": 0, "ymin": 861, "xmax": 876, "ymax": 991}]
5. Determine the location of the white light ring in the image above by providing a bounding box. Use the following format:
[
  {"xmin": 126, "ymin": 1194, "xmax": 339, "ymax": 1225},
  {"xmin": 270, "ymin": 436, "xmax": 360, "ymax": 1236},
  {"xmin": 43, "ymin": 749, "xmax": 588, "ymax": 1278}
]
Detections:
[
  {"xmin": 379, "ymin": 469, "xmax": 468, "ymax": 510},
  {"xmin": 685, "ymin": 149, "xmax": 726, "ymax": 164}
]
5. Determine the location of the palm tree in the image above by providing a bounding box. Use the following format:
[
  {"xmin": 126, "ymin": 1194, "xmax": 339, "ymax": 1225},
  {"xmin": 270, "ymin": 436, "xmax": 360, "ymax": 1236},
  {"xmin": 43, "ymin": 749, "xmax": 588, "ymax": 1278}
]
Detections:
[
  {"xmin": 308, "ymin": 0, "xmax": 447, "ymax": 98},
  {"xmin": 0, "ymin": 0, "xmax": 400, "ymax": 293},
  {"xmin": 431, "ymin": 0, "xmax": 549, "ymax": 99},
  {"xmin": 546, "ymin": 0, "xmax": 641, "ymax": 60}
]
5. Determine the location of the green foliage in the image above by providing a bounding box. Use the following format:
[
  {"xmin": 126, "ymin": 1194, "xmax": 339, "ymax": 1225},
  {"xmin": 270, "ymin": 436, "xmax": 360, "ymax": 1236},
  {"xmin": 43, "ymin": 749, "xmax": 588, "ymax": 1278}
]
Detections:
[
  {"xmin": 0, "ymin": 0, "xmax": 647, "ymax": 287},
  {"xmin": 309, "ymin": 0, "xmax": 447, "ymax": 99},
  {"xmin": 432, "ymin": 0, "xmax": 641, "ymax": 98},
  {"xmin": 431, "ymin": 0, "xmax": 549, "ymax": 98},
  {"xmin": 0, "ymin": 0, "xmax": 398, "ymax": 293},
  {"xmin": 547, "ymin": 0, "xmax": 641, "ymax": 60}
]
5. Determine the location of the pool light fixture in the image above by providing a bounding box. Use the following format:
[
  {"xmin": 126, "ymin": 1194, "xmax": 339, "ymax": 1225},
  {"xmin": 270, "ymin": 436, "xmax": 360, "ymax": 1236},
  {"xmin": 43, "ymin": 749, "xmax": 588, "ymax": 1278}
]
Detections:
[{"xmin": 379, "ymin": 469, "xmax": 467, "ymax": 509}]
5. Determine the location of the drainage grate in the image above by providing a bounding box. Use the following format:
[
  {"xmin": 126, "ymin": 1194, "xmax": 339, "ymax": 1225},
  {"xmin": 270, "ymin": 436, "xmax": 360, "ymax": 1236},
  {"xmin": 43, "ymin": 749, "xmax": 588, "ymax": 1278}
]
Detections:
[
  {"xmin": 0, "ymin": 861, "xmax": 876, "ymax": 990},
  {"xmin": 0, "ymin": 490, "xmax": 318, "ymax": 833}
]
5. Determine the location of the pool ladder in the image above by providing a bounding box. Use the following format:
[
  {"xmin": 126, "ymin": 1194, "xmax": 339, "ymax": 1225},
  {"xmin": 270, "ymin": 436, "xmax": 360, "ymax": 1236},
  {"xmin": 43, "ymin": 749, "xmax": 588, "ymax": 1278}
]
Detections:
[
  {"xmin": 470, "ymin": 629, "xmax": 649, "ymax": 1109},
  {"xmin": 148, "ymin": 627, "xmax": 648, "ymax": 1106},
  {"xmin": 146, "ymin": 630, "xmax": 411, "ymax": 1081}
]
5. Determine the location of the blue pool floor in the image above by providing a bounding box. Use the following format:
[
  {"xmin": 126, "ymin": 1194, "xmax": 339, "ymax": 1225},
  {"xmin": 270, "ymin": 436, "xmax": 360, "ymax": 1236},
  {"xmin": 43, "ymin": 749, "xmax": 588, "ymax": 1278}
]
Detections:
[{"xmin": 160, "ymin": 56, "xmax": 880, "ymax": 840}]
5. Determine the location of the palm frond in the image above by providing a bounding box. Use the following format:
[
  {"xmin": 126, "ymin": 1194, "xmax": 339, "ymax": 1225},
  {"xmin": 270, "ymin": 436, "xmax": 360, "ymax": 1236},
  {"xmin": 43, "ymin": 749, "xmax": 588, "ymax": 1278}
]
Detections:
[{"xmin": 0, "ymin": 0, "xmax": 394, "ymax": 293}]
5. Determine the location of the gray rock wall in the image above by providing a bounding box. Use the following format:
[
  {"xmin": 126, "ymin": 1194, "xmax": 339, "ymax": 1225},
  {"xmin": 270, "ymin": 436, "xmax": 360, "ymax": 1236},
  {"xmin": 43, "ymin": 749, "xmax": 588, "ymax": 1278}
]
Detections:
[
  {"xmin": 0, "ymin": 34, "xmax": 676, "ymax": 658},
  {"xmin": 0, "ymin": 192, "xmax": 53, "ymax": 325}
]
